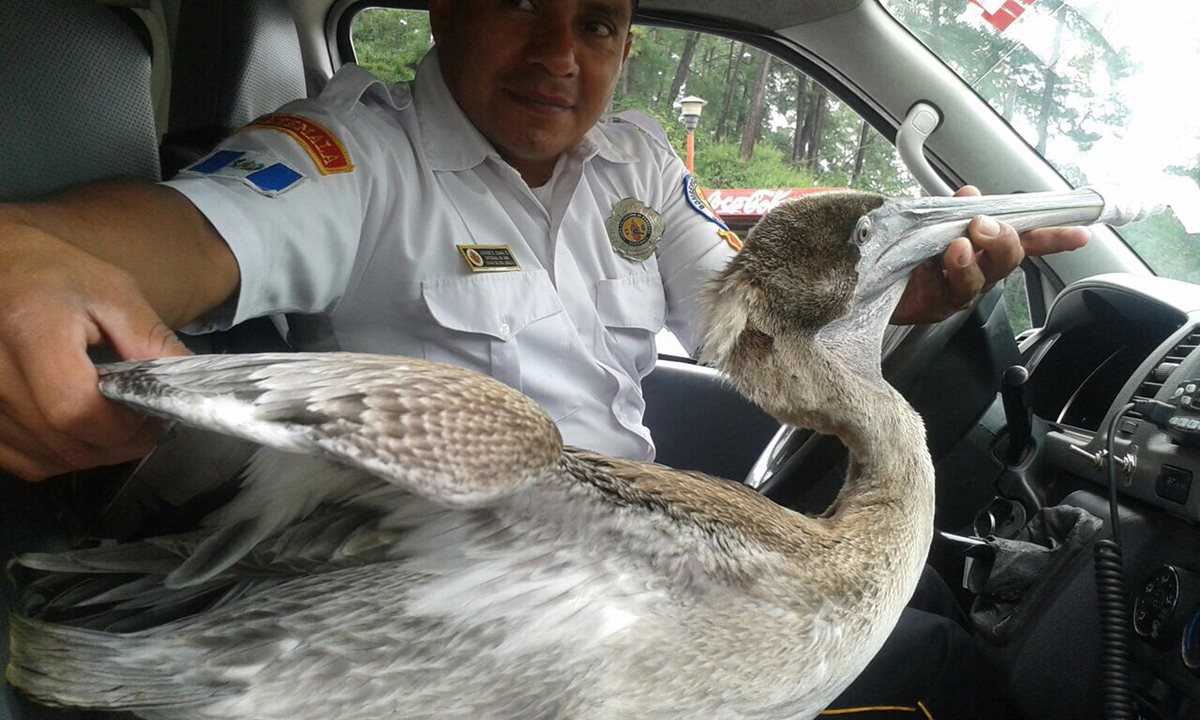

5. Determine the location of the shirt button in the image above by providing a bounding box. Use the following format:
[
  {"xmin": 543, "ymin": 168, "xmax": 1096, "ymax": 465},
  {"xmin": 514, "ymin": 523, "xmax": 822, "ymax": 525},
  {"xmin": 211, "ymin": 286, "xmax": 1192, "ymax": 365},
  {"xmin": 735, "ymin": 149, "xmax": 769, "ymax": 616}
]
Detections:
[{"xmin": 498, "ymin": 321, "xmax": 511, "ymax": 338}]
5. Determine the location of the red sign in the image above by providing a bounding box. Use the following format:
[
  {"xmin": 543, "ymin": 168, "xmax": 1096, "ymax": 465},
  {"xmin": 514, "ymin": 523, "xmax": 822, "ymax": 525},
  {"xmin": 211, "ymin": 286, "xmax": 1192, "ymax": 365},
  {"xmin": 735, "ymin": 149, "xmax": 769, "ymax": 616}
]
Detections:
[{"xmin": 969, "ymin": 0, "xmax": 1036, "ymax": 32}]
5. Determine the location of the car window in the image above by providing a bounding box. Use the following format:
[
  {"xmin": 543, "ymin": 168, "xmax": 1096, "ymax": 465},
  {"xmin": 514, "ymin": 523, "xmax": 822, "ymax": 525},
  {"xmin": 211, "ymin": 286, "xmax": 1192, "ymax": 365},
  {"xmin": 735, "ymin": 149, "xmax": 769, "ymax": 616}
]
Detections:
[
  {"xmin": 879, "ymin": 0, "xmax": 1200, "ymax": 287},
  {"xmin": 349, "ymin": 7, "xmax": 432, "ymax": 84},
  {"xmin": 348, "ymin": 9, "xmax": 1043, "ymax": 345},
  {"xmin": 349, "ymin": 9, "xmax": 917, "ymax": 194}
]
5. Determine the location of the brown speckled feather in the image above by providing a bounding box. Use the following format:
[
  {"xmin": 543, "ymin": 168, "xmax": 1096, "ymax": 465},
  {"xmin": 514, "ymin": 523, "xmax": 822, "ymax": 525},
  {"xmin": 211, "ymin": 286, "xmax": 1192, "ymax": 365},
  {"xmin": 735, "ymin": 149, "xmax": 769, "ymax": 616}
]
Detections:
[{"xmin": 97, "ymin": 353, "xmax": 563, "ymax": 508}]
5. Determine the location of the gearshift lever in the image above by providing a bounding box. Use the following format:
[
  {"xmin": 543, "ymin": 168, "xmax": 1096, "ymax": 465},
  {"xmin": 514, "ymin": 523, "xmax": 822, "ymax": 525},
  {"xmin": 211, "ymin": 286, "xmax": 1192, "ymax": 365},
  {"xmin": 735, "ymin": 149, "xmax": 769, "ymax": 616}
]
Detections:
[{"xmin": 1001, "ymin": 365, "xmax": 1032, "ymax": 464}]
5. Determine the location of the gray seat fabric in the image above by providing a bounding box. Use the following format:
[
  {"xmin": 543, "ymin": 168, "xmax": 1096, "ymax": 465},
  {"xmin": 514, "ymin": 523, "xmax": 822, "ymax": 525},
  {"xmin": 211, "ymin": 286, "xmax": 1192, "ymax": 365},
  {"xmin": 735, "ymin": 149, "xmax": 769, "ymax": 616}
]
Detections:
[
  {"xmin": 171, "ymin": 0, "xmax": 307, "ymax": 132},
  {"xmin": 0, "ymin": 0, "xmax": 160, "ymax": 201},
  {"xmin": 161, "ymin": 0, "xmax": 308, "ymax": 177}
]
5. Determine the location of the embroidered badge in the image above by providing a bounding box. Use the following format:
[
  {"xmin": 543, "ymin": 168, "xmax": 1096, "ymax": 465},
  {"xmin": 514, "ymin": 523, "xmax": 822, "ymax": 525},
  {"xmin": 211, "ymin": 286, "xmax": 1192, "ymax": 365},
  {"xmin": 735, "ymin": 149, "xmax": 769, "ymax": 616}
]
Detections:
[
  {"xmin": 247, "ymin": 113, "xmax": 354, "ymax": 175},
  {"xmin": 683, "ymin": 174, "xmax": 729, "ymax": 231},
  {"xmin": 606, "ymin": 198, "xmax": 664, "ymax": 262},
  {"xmin": 457, "ymin": 245, "xmax": 521, "ymax": 272},
  {"xmin": 182, "ymin": 149, "xmax": 306, "ymax": 197}
]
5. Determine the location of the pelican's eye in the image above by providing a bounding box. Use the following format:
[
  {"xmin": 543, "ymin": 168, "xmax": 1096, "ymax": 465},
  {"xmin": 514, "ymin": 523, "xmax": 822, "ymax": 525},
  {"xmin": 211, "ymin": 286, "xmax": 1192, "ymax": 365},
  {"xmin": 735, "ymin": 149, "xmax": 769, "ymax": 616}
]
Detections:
[{"xmin": 853, "ymin": 217, "xmax": 872, "ymax": 247}]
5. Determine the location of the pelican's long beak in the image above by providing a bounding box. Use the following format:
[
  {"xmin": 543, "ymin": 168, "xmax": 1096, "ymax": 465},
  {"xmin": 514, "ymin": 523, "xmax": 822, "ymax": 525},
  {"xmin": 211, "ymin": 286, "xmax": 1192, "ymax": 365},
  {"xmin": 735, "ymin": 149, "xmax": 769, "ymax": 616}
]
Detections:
[{"xmin": 860, "ymin": 187, "xmax": 1154, "ymax": 300}]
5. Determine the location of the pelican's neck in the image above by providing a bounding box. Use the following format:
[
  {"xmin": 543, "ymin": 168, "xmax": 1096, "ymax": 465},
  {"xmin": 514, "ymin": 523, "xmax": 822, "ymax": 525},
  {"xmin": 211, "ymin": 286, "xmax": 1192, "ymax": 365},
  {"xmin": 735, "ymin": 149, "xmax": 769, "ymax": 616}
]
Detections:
[
  {"xmin": 733, "ymin": 333, "xmax": 936, "ymax": 627},
  {"xmin": 723, "ymin": 334, "xmax": 934, "ymax": 524},
  {"xmin": 828, "ymin": 374, "xmax": 934, "ymax": 521}
]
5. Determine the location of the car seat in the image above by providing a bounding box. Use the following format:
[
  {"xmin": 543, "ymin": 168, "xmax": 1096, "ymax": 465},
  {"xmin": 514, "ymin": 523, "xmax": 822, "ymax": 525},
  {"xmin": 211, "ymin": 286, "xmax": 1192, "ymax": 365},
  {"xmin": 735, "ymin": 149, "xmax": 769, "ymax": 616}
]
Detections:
[
  {"xmin": 160, "ymin": 0, "xmax": 309, "ymax": 178},
  {"xmin": 0, "ymin": 0, "xmax": 160, "ymax": 201}
]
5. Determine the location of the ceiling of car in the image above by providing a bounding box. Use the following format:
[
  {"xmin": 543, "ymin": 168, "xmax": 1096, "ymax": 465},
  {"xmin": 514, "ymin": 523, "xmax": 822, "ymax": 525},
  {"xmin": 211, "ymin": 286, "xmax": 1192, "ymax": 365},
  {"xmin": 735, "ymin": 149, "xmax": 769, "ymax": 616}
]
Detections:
[
  {"xmin": 638, "ymin": 0, "xmax": 863, "ymax": 29},
  {"xmin": 307, "ymin": 0, "xmax": 865, "ymax": 34}
]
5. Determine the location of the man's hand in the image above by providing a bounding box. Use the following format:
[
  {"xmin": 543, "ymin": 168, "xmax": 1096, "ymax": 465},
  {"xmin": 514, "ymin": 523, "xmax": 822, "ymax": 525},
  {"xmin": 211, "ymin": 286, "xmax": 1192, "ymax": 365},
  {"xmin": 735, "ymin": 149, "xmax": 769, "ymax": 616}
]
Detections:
[
  {"xmin": 0, "ymin": 213, "xmax": 191, "ymax": 481},
  {"xmin": 889, "ymin": 185, "xmax": 1090, "ymax": 325}
]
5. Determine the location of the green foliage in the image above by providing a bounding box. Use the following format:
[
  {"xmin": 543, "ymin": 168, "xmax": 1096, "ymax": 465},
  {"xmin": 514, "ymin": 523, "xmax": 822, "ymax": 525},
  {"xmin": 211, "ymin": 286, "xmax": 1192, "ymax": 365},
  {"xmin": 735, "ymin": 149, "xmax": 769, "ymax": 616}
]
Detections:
[
  {"xmin": 1119, "ymin": 212, "xmax": 1200, "ymax": 284},
  {"xmin": 1002, "ymin": 269, "xmax": 1033, "ymax": 336},
  {"xmin": 690, "ymin": 141, "xmax": 818, "ymax": 189},
  {"xmin": 611, "ymin": 31, "xmax": 918, "ymax": 193},
  {"xmin": 350, "ymin": 8, "xmax": 432, "ymax": 84}
]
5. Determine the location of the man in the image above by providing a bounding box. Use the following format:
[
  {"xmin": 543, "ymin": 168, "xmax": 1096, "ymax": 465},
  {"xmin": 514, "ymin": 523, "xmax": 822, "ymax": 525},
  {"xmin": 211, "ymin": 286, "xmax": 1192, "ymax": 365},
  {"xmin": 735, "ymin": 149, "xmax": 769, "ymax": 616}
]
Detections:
[{"xmin": 0, "ymin": 0, "xmax": 1085, "ymax": 715}]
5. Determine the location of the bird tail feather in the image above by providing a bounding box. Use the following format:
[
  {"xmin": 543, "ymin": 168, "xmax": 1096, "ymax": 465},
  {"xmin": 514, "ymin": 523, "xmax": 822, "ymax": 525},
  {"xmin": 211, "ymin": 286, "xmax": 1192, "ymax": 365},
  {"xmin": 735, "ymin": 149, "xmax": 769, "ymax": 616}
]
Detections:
[{"xmin": 6, "ymin": 611, "xmax": 232, "ymax": 710}]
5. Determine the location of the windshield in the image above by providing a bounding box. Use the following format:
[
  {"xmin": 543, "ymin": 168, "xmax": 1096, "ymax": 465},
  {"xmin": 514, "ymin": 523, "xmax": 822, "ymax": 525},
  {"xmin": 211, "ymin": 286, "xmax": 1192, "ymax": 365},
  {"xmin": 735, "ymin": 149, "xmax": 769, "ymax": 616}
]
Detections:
[{"xmin": 879, "ymin": 0, "xmax": 1200, "ymax": 282}]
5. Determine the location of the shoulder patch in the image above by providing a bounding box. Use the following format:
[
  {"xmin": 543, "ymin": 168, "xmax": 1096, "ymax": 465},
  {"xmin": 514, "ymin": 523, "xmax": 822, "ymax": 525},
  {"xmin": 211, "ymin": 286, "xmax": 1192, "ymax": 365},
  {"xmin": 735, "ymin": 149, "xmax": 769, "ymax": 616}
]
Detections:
[
  {"xmin": 182, "ymin": 149, "xmax": 306, "ymax": 197},
  {"xmin": 683, "ymin": 174, "xmax": 730, "ymax": 231},
  {"xmin": 246, "ymin": 113, "xmax": 354, "ymax": 175}
]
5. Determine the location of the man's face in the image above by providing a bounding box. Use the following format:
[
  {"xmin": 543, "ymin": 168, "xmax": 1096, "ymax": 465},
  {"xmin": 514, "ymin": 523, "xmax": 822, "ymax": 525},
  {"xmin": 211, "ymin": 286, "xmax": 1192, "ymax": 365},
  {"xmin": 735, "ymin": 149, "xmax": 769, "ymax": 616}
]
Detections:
[{"xmin": 429, "ymin": 0, "xmax": 634, "ymax": 185}]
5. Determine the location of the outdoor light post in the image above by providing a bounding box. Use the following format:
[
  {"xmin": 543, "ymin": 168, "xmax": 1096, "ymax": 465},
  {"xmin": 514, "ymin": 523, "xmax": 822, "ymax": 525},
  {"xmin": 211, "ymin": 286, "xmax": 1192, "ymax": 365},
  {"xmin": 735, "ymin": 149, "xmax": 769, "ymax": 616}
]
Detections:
[{"xmin": 678, "ymin": 95, "xmax": 707, "ymax": 174}]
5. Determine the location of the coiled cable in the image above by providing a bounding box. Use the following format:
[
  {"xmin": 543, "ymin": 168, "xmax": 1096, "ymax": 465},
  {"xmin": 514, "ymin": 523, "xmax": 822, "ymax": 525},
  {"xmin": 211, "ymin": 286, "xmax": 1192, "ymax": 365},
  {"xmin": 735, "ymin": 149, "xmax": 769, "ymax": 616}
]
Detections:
[{"xmin": 1094, "ymin": 402, "xmax": 1137, "ymax": 720}]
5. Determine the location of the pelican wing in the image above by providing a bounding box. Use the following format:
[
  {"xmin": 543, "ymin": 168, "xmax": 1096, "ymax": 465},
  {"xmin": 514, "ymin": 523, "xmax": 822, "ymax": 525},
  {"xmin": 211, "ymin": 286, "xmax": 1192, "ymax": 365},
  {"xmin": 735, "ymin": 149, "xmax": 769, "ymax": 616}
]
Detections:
[
  {"xmin": 12, "ymin": 497, "xmax": 430, "ymax": 631},
  {"xmin": 97, "ymin": 353, "xmax": 563, "ymax": 509}
]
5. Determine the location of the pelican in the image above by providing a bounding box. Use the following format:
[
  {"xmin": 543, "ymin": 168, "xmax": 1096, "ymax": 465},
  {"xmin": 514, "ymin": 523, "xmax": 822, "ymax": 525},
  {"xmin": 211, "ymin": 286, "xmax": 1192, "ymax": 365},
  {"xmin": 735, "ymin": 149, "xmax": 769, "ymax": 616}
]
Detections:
[{"xmin": 6, "ymin": 188, "xmax": 1147, "ymax": 719}]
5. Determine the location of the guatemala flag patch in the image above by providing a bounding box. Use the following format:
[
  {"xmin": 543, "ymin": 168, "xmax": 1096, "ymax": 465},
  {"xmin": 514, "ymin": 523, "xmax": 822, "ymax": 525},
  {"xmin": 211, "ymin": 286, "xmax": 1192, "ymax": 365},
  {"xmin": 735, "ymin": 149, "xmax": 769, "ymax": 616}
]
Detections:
[{"xmin": 182, "ymin": 149, "xmax": 306, "ymax": 197}]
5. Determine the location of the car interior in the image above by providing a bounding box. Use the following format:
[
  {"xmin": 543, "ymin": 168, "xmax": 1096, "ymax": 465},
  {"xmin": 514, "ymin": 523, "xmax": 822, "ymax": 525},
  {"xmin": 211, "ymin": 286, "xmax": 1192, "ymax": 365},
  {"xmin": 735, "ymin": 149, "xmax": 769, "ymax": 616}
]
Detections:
[{"xmin": 3, "ymin": 1, "xmax": 1200, "ymax": 719}]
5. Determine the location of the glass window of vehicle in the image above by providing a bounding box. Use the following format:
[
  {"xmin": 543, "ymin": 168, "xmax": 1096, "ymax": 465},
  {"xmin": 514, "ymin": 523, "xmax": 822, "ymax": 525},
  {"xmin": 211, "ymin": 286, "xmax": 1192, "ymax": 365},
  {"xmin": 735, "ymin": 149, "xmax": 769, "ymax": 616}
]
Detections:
[
  {"xmin": 349, "ymin": 9, "xmax": 918, "ymax": 197},
  {"xmin": 879, "ymin": 0, "xmax": 1200, "ymax": 286}
]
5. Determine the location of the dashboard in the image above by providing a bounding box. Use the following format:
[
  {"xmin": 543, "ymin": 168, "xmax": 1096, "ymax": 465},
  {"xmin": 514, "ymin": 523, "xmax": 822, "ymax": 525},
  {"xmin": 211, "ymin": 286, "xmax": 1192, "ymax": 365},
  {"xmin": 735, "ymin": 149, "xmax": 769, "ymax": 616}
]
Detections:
[
  {"xmin": 986, "ymin": 273, "xmax": 1200, "ymax": 720},
  {"xmin": 1030, "ymin": 274, "xmax": 1200, "ymax": 522}
]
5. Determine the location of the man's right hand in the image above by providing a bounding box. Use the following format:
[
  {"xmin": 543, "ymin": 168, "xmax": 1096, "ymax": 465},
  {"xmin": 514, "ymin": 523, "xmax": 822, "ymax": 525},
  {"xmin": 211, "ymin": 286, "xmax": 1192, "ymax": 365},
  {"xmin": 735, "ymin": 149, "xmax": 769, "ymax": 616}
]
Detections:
[{"xmin": 0, "ymin": 211, "xmax": 193, "ymax": 480}]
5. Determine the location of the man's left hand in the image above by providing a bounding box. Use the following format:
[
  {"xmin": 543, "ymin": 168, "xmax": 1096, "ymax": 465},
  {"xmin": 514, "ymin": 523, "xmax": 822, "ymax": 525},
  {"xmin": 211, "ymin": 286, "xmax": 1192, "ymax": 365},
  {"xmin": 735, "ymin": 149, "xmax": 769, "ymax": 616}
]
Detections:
[{"xmin": 889, "ymin": 185, "xmax": 1090, "ymax": 325}]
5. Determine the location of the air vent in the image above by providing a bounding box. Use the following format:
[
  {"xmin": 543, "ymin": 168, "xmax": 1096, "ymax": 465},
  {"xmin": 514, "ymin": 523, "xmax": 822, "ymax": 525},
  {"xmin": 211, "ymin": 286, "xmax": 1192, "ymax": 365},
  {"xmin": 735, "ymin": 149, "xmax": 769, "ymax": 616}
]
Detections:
[{"xmin": 1128, "ymin": 328, "xmax": 1200, "ymax": 419}]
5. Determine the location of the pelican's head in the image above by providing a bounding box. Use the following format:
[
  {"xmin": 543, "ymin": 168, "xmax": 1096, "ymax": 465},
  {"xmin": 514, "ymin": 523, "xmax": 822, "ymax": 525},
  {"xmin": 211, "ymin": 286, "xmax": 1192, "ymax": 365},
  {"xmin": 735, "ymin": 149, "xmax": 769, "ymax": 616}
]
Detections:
[{"xmin": 699, "ymin": 187, "xmax": 1143, "ymax": 396}]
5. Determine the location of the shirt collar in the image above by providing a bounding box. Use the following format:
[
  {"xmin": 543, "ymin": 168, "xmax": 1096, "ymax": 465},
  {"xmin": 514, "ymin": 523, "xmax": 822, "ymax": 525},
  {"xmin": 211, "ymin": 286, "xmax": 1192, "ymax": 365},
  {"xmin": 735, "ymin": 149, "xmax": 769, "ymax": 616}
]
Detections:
[{"xmin": 413, "ymin": 49, "xmax": 636, "ymax": 172}]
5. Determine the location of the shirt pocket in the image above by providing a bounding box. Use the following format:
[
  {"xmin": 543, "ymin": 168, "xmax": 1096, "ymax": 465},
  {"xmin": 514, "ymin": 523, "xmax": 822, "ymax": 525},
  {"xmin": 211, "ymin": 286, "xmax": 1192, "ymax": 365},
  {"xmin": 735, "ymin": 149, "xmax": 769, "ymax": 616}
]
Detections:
[
  {"xmin": 421, "ymin": 270, "xmax": 578, "ymax": 419},
  {"xmin": 594, "ymin": 271, "xmax": 667, "ymax": 380}
]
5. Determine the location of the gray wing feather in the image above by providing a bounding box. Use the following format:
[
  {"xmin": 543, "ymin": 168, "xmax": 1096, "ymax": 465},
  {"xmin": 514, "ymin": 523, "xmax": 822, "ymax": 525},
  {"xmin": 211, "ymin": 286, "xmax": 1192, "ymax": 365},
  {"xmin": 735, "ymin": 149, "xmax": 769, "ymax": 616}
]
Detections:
[{"xmin": 97, "ymin": 353, "xmax": 564, "ymax": 508}]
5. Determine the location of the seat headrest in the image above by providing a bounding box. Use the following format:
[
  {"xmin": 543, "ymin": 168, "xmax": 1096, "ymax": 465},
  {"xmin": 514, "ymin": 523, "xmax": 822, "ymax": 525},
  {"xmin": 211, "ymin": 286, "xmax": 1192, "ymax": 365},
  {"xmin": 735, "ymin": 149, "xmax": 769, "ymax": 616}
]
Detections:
[
  {"xmin": 0, "ymin": 0, "xmax": 161, "ymax": 201},
  {"xmin": 169, "ymin": 0, "xmax": 308, "ymax": 137}
]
